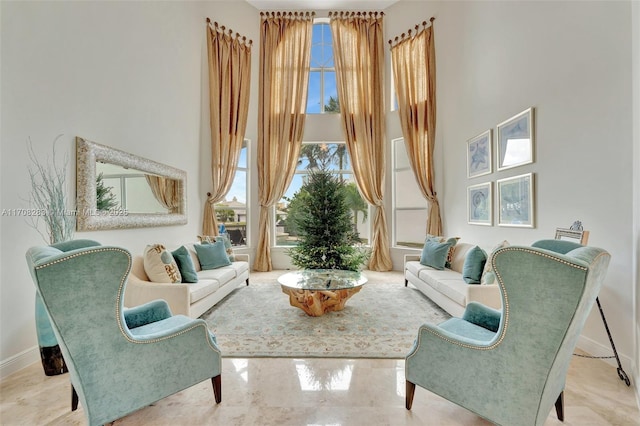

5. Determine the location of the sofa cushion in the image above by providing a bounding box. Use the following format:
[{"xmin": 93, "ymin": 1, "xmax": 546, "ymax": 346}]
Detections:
[
  {"xmin": 143, "ymin": 244, "xmax": 181, "ymax": 283},
  {"xmin": 435, "ymin": 278, "xmax": 470, "ymax": 306},
  {"xmin": 420, "ymin": 238, "xmax": 456, "ymax": 270},
  {"xmin": 227, "ymin": 261, "xmax": 249, "ymax": 276},
  {"xmin": 463, "ymin": 246, "xmax": 487, "ymax": 284},
  {"xmin": 171, "ymin": 246, "xmax": 198, "ymax": 283},
  {"xmin": 406, "ymin": 260, "xmax": 429, "ymax": 277},
  {"xmin": 188, "ymin": 278, "xmax": 221, "ymax": 304},
  {"xmin": 197, "ymin": 267, "xmax": 236, "ymax": 284},
  {"xmin": 194, "ymin": 241, "xmax": 231, "ymax": 270}
]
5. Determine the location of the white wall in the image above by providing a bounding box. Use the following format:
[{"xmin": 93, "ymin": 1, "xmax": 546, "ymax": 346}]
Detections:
[
  {"xmin": 387, "ymin": 0, "xmax": 635, "ymax": 372},
  {"xmin": 0, "ymin": 0, "xmax": 258, "ymax": 377},
  {"xmin": 632, "ymin": 0, "xmax": 640, "ymax": 406}
]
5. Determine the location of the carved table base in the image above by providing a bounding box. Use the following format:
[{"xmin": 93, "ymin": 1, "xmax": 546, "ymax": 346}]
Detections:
[{"xmin": 281, "ymin": 286, "xmax": 363, "ymax": 317}]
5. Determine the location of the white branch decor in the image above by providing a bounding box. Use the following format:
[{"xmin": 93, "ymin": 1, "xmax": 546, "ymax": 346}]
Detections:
[{"xmin": 26, "ymin": 135, "xmax": 75, "ymax": 244}]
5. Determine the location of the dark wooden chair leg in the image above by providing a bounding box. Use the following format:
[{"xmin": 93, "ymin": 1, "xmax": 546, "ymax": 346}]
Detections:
[
  {"xmin": 404, "ymin": 279, "xmax": 408, "ymax": 287},
  {"xmin": 71, "ymin": 385, "xmax": 79, "ymax": 411},
  {"xmin": 246, "ymin": 278, "xmax": 250, "ymax": 286},
  {"xmin": 555, "ymin": 391, "xmax": 564, "ymax": 421},
  {"xmin": 212, "ymin": 375, "xmax": 222, "ymax": 404},
  {"xmin": 406, "ymin": 380, "xmax": 416, "ymax": 410}
]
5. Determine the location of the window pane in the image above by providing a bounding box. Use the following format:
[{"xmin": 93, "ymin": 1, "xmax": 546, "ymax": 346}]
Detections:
[
  {"xmin": 395, "ymin": 169, "xmax": 425, "ymax": 209},
  {"xmin": 394, "ymin": 138, "xmax": 410, "ymax": 169},
  {"xmin": 323, "ymin": 71, "xmax": 339, "ymax": 113},
  {"xmin": 306, "ymin": 71, "xmax": 321, "ymax": 113},
  {"xmin": 278, "ymin": 142, "xmax": 368, "ymax": 247},
  {"xmin": 395, "ymin": 209, "xmax": 428, "ymax": 247},
  {"xmin": 237, "ymin": 140, "xmax": 248, "ymax": 168}
]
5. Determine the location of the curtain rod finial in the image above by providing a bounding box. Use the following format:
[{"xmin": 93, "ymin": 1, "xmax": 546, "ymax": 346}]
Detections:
[
  {"xmin": 206, "ymin": 17, "xmax": 210, "ymax": 23},
  {"xmin": 430, "ymin": 16, "xmax": 435, "ymax": 23}
]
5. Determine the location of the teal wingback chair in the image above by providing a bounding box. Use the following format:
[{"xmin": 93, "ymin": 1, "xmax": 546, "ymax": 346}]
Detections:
[
  {"xmin": 26, "ymin": 240, "xmax": 222, "ymax": 426},
  {"xmin": 405, "ymin": 240, "xmax": 610, "ymax": 425}
]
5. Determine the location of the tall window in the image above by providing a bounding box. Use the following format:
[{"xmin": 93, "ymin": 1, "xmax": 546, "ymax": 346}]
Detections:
[
  {"xmin": 393, "ymin": 138, "xmax": 427, "ymax": 248},
  {"xmin": 306, "ymin": 20, "xmax": 340, "ymax": 114},
  {"xmin": 215, "ymin": 139, "xmax": 249, "ymax": 246},
  {"xmin": 276, "ymin": 142, "xmax": 369, "ymax": 246}
]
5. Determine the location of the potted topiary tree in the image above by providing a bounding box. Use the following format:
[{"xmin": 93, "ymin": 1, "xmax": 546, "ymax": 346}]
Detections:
[{"xmin": 286, "ymin": 168, "xmax": 369, "ymax": 271}]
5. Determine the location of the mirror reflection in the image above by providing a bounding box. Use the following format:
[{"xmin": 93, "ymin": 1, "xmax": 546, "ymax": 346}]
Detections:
[{"xmin": 96, "ymin": 162, "xmax": 177, "ymax": 214}]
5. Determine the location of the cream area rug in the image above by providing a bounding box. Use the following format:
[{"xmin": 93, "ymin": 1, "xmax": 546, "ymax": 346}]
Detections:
[{"xmin": 202, "ymin": 270, "xmax": 450, "ymax": 359}]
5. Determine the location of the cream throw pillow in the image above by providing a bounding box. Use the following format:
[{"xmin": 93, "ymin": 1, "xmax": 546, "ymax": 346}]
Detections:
[
  {"xmin": 143, "ymin": 244, "xmax": 182, "ymax": 283},
  {"xmin": 481, "ymin": 240, "xmax": 510, "ymax": 285}
]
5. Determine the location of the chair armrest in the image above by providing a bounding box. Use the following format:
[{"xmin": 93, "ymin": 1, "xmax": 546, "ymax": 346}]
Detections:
[
  {"xmin": 124, "ymin": 299, "xmax": 173, "ymax": 329},
  {"xmin": 462, "ymin": 302, "xmax": 501, "ymax": 332}
]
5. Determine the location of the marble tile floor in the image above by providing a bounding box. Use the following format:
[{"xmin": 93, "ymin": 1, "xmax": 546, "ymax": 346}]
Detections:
[
  {"xmin": 2, "ymin": 271, "xmax": 638, "ymax": 425},
  {"xmin": 1, "ymin": 353, "xmax": 638, "ymax": 425}
]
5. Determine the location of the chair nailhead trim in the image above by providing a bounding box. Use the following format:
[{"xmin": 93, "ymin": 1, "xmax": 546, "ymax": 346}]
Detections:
[{"xmin": 36, "ymin": 247, "xmax": 221, "ymax": 354}]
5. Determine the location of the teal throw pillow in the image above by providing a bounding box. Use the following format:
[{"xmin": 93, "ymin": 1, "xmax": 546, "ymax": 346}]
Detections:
[
  {"xmin": 200, "ymin": 234, "xmax": 235, "ymax": 261},
  {"xmin": 194, "ymin": 240, "xmax": 231, "ymax": 270},
  {"xmin": 420, "ymin": 239, "xmax": 455, "ymax": 270},
  {"xmin": 462, "ymin": 245, "xmax": 487, "ymax": 284},
  {"xmin": 171, "ymin": 246, "xmax": 198, "ymax": 283}
]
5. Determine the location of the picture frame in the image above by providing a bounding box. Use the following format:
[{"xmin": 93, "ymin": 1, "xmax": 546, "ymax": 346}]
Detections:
[
  {"xmin": 496, "ymin": 107, "xmax": 534, "ymax": 171},
  {"xmin": 467, "ymin": 182, "xmax": 492, "ymax": 226},
  {"xmin": 555, "ymin": 228, "xmax": 590, "ymax": 245},
  {"xmin": 497, "ymin": 173, "xmax": 534, "ymax": 227},
  {"xmin": 467, "ymin": 129, "xmax": 492, "ymax": 178}
]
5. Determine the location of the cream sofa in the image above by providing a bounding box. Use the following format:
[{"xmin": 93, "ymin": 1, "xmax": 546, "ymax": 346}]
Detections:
[
  {"xmin": 404, "ymin": 242, "xmax": 502, "ymax": 317},
  {"xmin": 125, "ymin": 244, "xmax": 249, "ymax": 318}
]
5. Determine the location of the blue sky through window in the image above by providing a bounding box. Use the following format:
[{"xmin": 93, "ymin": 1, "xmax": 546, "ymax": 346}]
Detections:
[{"xmin": 306, "ymin": 22, "xmax": 338, "ymax": 114}]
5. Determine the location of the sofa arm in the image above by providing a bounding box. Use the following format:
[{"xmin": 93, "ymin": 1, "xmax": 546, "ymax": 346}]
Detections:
[
  {"xmin": 124, "ymin": 275, "xmax": 191, "ymax": 317},
  {"xmin": 233, "ymin": 253, "xmax": 250, "ymax": 263},
  {"xmin": 462, "ymin": 302, "xmax": 501, "ymax": 332},
  {"xmin": 466, "ymin": 284, "xmax": 502, "ymax": 311},
  {"xmin": 404, "ymin": 254, "xmax": 420, "ymax": 264}
]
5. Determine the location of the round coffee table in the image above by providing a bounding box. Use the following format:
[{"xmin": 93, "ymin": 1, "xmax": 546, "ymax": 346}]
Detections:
[{"xmin": 278, "ymin": 269, "xmax": 367, "ymax": 317}]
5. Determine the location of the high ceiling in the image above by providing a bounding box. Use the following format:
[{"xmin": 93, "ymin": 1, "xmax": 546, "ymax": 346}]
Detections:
[{"xmin": 245, "ymin": 0, "xmax": 400, "ymax": 11}]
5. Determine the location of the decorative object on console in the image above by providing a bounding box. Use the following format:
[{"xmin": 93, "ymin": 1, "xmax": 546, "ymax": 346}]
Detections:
[
  {"xmin": 497, "ymin": 173, "xmax": 535, "ymax": 227},
  {"xmin": 467, "ymin": 182, "xmax": 492, "ymax": 226},
  {"xmin": 496, "ymin": 107, "xmax": 534, "ymax": 171},
  {"xmin": 555, "ymin": 221, "xmax": 589, "ymax": 245},
  {"xmin": 466, "ymin": 129, "xmax": 492, "ymax": 178},
  {"xmin": 547, "ymin": 224, "xmax": 630, "ymax": 387},
  {"xmin": 26, "ymin": 135, "xmax": 76, "ymax": 376}
]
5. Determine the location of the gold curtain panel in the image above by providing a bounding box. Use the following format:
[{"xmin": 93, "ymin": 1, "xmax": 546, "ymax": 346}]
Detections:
[{"xmin": 203, "ymin": 18, "xmax": 252, "ymax": 236}]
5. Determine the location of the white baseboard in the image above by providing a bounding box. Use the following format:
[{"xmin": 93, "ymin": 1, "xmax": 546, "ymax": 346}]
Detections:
[
  {"xmin": 576, "ymin": 334, "xmax": 633, "ymax": 381},
  {"xmin": 0, "ymin": 346, "xmax": 39, "ymax": 380}
]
